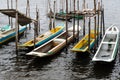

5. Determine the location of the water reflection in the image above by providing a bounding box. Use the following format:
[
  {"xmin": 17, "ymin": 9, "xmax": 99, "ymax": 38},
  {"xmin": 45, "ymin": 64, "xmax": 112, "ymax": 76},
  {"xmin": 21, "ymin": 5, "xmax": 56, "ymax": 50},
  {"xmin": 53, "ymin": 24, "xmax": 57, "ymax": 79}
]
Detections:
[{"xmin": 92, "ymin": 61, "xmax": 115, "ymax": 79}]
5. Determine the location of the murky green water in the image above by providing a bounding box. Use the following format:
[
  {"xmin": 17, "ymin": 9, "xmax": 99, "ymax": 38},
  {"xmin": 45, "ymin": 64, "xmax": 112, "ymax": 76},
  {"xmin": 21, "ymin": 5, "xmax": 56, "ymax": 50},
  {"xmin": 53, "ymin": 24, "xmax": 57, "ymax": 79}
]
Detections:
[{"xmin": 0, "ymin": 0, "xmax": 120, "ymax": 80}]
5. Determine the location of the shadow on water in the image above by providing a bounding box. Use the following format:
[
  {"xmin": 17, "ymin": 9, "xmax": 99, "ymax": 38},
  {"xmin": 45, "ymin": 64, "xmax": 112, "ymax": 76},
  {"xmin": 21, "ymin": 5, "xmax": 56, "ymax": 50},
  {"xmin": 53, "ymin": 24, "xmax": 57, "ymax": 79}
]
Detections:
[
  {"xmin": 71, "ymin": 52, "xmax": 91, "ymax": 73},
  {"xmin": 92, "ymin": 59, "xmax": 115, "ymax": 79},
  {"xmin": 26, "ymin": 51, "xmax": 62, "ymax": 71}
]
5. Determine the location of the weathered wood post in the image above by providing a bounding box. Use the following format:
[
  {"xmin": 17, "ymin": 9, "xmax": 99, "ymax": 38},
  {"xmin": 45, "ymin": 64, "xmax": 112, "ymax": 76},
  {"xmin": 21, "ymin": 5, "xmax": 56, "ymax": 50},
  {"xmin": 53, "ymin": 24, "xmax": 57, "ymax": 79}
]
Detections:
[
  {"xmin": 10, "ymin": 0, "xmax": 13, "ymax": 28},
  {"xmin": 77, "ymin": 0, "xmax": 80, "ymax": 40},
  {"xmin": 73, "ymin": 0, "xmax": 76, "ymax": 41},
  {"xmin": 7, "ymin": 0, "xmax": 11, "ymax": 25},
  {"xmin": 102, "ymin": 7, "xmax": 105, "ymax": 35},
  {"xmin": 97, "ymin": 1, "xmax": 100, "ymax": 46},
  {"xmin": 94, "ymin": 0, "xmax": 97, "ymax": 52},
  {"xmin": 65, "ymin": 0, "xmax": 68, "ymax": 49},
  {"xmin": 88, "ymin": 17, "xmax": 91, "ymax": 50},
  {"xmin": 83, "ymin": 0, "xmax": 86, "ymax": 36},
  {"xmin": 48, "ymin": 0, "xmax": 52, "ymax": 30},
  {"xmin": 26, "ymin": 0, "xmax": 31, "ymax": 30},
  {"xmin": 100, "ymin": 4, "xmax": 103, "ymax": 39},
  {"xmin": 53, "ymin": 0, "xmax": 56, "ymax": 29},
  {"xmin": 15, "ymin": 0, "xmax": 19, "ymax": 53}
]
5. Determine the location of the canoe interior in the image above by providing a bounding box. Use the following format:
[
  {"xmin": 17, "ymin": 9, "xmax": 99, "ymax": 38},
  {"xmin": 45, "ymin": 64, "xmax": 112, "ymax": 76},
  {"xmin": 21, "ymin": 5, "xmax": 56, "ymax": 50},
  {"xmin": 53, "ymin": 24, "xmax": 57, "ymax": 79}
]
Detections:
[
  {"xmin": 95, "ymin": 44, "xmax": 115, "ymax": 60},
  {"xmin": 34, "ymin": 39, "xmax": 63, "ymax": 53},
  {"xmin": 73, "ymin": 33, "xmax": 95, "ymax": 49},
  {"xmin": 0, "ymin": 28, "xmax": 15, "ymax": 37},
  {"xmin": 57, "ymin": 31, "xmax": 73, "ymax": 39},
  {"xmin": 103, "ymin": 34, "xmax": 117, "ymax": 42},
  {"xmin": 95, "ymin": 34, "xmax": 117, "ymax": 60}
]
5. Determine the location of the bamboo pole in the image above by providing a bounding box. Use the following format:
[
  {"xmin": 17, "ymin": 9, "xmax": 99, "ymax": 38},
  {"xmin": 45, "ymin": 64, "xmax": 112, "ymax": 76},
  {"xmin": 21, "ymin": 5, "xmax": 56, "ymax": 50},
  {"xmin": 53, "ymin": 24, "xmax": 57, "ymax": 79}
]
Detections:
[
  {"xmin": 7, "ymin": 0, "xmax": 11, "ymax": 25},
  {"xmin": 102, "ymin": 7, "xmax": 105, "ymax": 35},
  {"xmin": 100, "ymin": 4, "xmax": 103, "ymax": 39},
  {"xmin": 65, "ymin": 0, "xmax": 68, "ymax": 47},
  {"xmin": 77, "ymin": 0, "xmax": 79, "ymax": 40},
  {"xmin": 48, "ymin": 0, "xmax": 52, "ymax": 30},
  {"xmin": 26, "ymin": 0, "xmax": 31, "ymax": 30},
  {"xmin": 83, "ymin": 0, "xmax": 86, "ymax": 36},
  {"xmin": 11, "ymin": 0, "xmax": 13, "ymax": 28},
  {"xmin": 15, "ymin": 0, "xmax": 18, "ymax": 53},
  {"xmin": 97, "ymin": 1, "xmax": 100, "ymax": 46},
  {"xmin": 94, "ymin": 0, "xmax": 97, "ymax": 52},
  {"xmin": 73, "ymin": 0, "xmax": 75, "ymax": 41},
  {"xmin": 53, "ymin": 0, "xmax": 56, "ymax": 29},
  {"xmin": 88, "ymin": 17, "xmax": 91, "ymax": 50}
]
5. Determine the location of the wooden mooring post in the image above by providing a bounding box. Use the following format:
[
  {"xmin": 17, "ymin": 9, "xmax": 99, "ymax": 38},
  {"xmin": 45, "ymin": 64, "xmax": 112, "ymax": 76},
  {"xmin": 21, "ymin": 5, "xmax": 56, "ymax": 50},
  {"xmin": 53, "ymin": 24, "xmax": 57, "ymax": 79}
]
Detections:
[
  {"xmin": 73, "ymin": 0, "xmax": 76, "ymax": 41},
  {"xmin": 77, "ymin": 0, "xmax": 80, "ymax": 40},
  {"xmin": 11, "ymin": 0, "xmax": 13, "ymax": 28},
  {"xmin": 65, "ymin": 0, "xmax": 68, "ymax": 48},
  {"xmin": 83, "ymin": 0, "xmax": 86, "ymax": 36},
  {"xmin": 94, "ymin": 0, "xmax": 97, "ymax": 52},
  {"xmin": 88, "ymin": 17, "xmax": 91, "ymax": 50},
  {"xmin": 15, "ymin": 0, "xmax": 19, "ymax": 54}
]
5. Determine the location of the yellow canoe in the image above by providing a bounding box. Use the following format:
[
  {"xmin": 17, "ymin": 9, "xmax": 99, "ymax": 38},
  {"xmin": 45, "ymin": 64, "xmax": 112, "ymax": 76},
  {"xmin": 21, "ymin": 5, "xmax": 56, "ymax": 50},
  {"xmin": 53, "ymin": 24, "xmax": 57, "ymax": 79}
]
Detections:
[
  {"xmin": 71, "ymin": 30, "xmax": 98, "ymax": 52},
  {"xmin": 19, "ymin": 25, "xmax": 64, "ymax": 48}
]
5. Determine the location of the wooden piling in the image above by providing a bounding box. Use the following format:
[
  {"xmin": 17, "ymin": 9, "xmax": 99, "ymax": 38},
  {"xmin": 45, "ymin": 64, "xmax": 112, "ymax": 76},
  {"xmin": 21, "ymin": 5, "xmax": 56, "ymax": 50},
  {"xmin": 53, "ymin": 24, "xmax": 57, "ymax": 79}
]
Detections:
[
  {"xmin": 73, "ymin": 0, "xmax": 75, "ymax": 41},
  {"xmin": 15, "ymin": 0, "xmax": 19, "ymax": 53},
  {"xmin": 83, "ymin": 0, "xmax": 86, "ymax": 36},
  {"xmin": 11, "ymin": 0, "xmax": 13, "ymax": 28},
  {"xmin": 88, "ymin": 17, "xmax": 91, "ymax": 50},
  {"xmin": 65, "ymin": 0, "xmax": 68, "ymax": 47},
  {"xmin": 53, "ymin": 0, "xmax": 56, "ymax": 29},
  {"xmin": 102, "ymin": 7, "xmax": 105, "ymax": 35},
  {"xmin": 94, "ymin": 0, "xmax": 97, "ymax": 52},
  {"xmin": 100, "ymin": 5, "xmax": 103, "ymax": 39},
  {"xmin": 7, "ymin": 0, "xmax": 11, "ymax": 25},
  {"xmin": 26, "ymin": 0, "xmax": 31, "ymax": 30},
  {"xmin": 97, "ymin": 1, "xmax": 100, "ymax": 46},
  {"xmin": 77, "ymin": 0, "xmax": 80, "ymax": 40}
]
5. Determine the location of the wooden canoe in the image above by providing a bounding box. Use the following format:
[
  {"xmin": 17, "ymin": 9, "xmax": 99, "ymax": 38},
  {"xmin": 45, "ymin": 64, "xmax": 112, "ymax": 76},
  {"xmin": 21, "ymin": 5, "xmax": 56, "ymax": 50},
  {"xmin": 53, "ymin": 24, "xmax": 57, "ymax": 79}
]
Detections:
[
  {"xmin": 26, "ymin": 25, "xmax": 81, "ymax": 57},
  {"xmin": 19, "ymin": 25, "xmax": 64, "ymax": 48},
  {"xmin": 0, "ymin": 25, "xmax": 11, "ymax": 32},
  {"xmin": 0, "ymin": 26, "xmax": 27, "ymax": 45},
  {"xmin": 92, "ymin": 25, "xmax": 119, "ymax": 62},
  {"xmin": 71, "ymin": 30, "xmax": 98, "ymax": 52}
]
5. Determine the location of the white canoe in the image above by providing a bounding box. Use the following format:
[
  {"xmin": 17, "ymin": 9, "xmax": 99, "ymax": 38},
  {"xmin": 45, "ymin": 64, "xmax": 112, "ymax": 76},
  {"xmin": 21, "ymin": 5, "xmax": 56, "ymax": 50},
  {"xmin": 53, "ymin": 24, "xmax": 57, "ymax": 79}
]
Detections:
[
  {"xmin": 92, "ymin": 25, "xmax": 119, "ymax": 62},
  {"xmin": 26, "ymin": 25, "xmax": 81, "ymax": 57}
]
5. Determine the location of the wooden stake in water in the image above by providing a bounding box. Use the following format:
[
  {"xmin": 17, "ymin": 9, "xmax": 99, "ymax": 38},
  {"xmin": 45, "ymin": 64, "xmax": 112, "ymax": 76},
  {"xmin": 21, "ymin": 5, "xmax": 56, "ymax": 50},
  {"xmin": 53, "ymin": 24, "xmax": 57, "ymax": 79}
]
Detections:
[
  {"xmin": 11, "ymin": 0, "xmax": 13, "ymax": 28},
  {"xmin": 100, "ymin": 5, "xmax": 103, "ymax": 39},
  {"xmin": 88, "ymin": 17, "xmax": 91, "ymax": 50},
  {"xmin": 53, "ymin": 0, "xmax": 56, "ymax": 29},
  {"xmin": 77, "ymin": 0, "xmax": 80, "ymax": 40},
  {"xmin": 7, "ymin": 0, "xmax": 10, "ymax": 25},
  {"xmin": 73, "ymin": 0, "xmax": 75, "ymax": 41},
  {"xmin": 94, "ymin": 0, "xmax": 97, "ymax": 52},
  {"xmin": 65, "ymin": 0, "xmax": 68, "ymax": 47},
  {"xmin": 83, "ymin": 0, "xmax": 86, "ymax": 36},
  {"xmin": 102, "ymin": 7, "xmax": 105, "ymax": 35},
  {"xmin": 15, "ymin": 0, "xmax": 18, "ymax": 53},
  {"xmin": 26, "ymin": 0, "xmax": 31, "ymax": 30},
  {"xmin": 97, "ymin": 1, "xmax": 100, "ymax": 46}
]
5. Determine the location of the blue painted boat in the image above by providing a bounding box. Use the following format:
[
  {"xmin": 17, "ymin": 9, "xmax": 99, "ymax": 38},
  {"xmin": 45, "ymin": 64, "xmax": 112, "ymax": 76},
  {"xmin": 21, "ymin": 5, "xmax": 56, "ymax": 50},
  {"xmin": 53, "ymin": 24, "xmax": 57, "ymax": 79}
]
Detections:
[
  {"xmin": 19, "ymin": 24, "xmax": 64, "ymax": 48},
  {"xmin": 0, "ymin": 26, "xmax": 27, "ymax": 45},
  {"xmin": 0, "ymin": 25, "xmax": 11, "ymax": 32}
]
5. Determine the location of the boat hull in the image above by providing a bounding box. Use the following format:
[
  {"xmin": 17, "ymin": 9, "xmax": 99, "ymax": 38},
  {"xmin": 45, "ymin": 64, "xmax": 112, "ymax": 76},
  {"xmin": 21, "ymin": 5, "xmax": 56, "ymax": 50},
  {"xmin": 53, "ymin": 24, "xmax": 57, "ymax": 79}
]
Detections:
[
  {"xmin": 26, "ymin": 26, "xmax": 81, "ymax": 57},
  {"xmin": 92, "ymin": 25, "xmax": 119, "ymax": 62},
  {"xmin": 19, "ymin": 25, "xmax": 64, "ymax": 48},
  {"xmin": 0, "ymin": 26, "xmax": 27, "ymax": 45}
]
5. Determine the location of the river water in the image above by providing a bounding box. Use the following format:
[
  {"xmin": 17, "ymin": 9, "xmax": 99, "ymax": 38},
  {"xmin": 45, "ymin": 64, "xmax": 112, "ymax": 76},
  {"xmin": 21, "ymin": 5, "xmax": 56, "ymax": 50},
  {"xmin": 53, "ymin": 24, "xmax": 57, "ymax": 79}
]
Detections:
[{"xmin": 0, "ymin": 0, "xmax": 120, "ymax": 80}]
